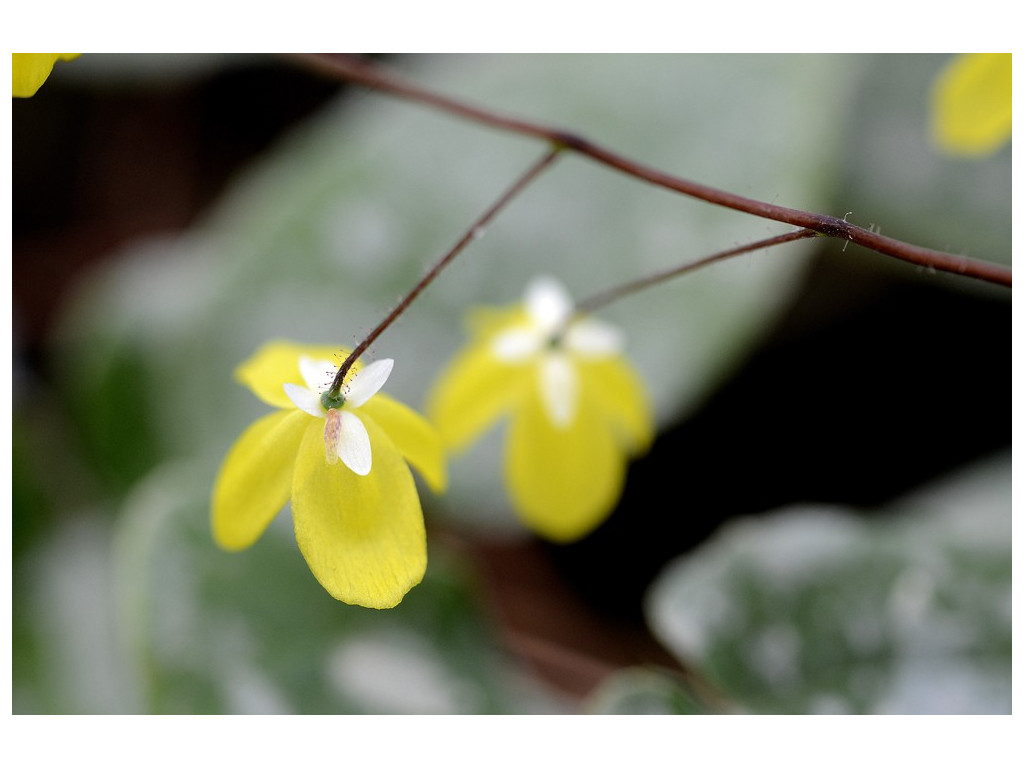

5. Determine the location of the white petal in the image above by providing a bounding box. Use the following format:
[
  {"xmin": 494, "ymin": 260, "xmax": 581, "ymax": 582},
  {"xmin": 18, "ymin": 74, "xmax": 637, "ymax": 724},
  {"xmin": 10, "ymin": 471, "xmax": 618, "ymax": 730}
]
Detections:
[
  {"xmin": 336, "ymin": 411, "xmax": 373, "ymax": 475},
  {"xmin": 538, "ymin": 353, "xmax": 577, "ymax": 428},
  {"xmin": 345, "ymin": 358, "xmax": 394, "ymax": 408},
  {"xmin": 299, "ymin": 355, "xmax": 337, "ymax": 393},
  {"xmin": 565, "ymin": 317, "xmax": 624, "ymax": 357},
  {"xmin": 492, "ymin": 327, "xmax": 542, "ymax": 362},
  {"xmin": 284, "ymin": 383, "xmax": 325, "ymax": 417},
  {"xmin": 524, "ymin": 275, "xmax": 574, "ymax": 334}
]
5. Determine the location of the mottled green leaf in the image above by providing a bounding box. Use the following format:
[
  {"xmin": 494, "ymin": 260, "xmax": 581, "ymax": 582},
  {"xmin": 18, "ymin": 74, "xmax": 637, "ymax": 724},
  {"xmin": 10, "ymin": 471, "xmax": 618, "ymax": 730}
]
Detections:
[{"xmin": 646, "ymin": 454, "xmax": 1011, "ymax": 714}]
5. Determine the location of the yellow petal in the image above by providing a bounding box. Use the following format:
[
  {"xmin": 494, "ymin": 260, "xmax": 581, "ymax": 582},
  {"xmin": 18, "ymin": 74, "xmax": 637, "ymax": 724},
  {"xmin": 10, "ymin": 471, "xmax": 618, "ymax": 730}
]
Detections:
[
  {"xmin": 212, "ymin": 409, "xmax": 310, "ymax": 550},
  {"xmin": 358, "ymin": 393, "xmax": 448, "ymax": 493},
  {"xmin": 13, "ymin": 53, "xmax": 79, "ymax": 98},
  {"xmin": 579, "ymin": 357, "xmax": 654, "ymax": 454},
  {"xmin": 291, "ymin": 414, "xmax": 427, "ymax": 608},
  {"xmin": 506, "ymin": 383, "xmax": 624, "ymax": 542},
  {"xmin": 427, "ymin": 341, "xmax": 530, "ymax": 451},
  {"xmin": 235, "ymin": 340, "xmax": 352, "ymax": 408},
  {"xmin": 464, "ymin": 304, "xmax": 529, "ymax": 337},
  {"xmin": 931, "ymin": 53, "xmax": 1012, "ymax": 156}
]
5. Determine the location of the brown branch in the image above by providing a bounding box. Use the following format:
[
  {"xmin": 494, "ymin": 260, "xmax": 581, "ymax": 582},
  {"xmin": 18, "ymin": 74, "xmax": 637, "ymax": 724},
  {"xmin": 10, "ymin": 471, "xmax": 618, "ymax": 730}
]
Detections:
[{"xmin": 294, "ymin": 53, "xmax": 1011, "ymax": 289}]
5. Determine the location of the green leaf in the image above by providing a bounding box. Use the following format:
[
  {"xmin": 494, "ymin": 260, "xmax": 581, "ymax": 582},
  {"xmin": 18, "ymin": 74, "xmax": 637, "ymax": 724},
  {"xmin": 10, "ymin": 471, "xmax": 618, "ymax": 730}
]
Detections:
[
  {"xmin": 585, "ymin": 667, "xmax": 715, "ymax": 715},
  {"xmin": 645, "ymin": 453, "xmax": 1011, "ymax": 714}
]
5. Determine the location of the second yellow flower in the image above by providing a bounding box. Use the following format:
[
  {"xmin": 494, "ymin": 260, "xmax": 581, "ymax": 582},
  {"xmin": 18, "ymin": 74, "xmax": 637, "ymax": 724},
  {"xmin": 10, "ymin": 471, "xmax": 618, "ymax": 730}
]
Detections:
[{"xmin": 428, "ymin": 276, "xmax": 653, "ymax": 542}]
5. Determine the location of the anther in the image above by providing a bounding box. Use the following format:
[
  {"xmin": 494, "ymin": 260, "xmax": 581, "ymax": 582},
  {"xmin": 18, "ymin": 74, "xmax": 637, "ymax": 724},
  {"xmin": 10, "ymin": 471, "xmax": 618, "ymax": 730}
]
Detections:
[{"xmin": 323, "ymin": 408, "xmax": 343, "ymax": 464}]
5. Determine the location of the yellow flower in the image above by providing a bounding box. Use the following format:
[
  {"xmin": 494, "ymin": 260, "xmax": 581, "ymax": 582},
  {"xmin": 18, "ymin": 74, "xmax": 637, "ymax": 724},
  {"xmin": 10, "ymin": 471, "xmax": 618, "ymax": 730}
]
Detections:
[
  {"xmin": 13, "ymin": 53, "xmax": 79, "ymax": 97},
  {"xmin": 212, "ymin": 341, "xmax": 446, "ymax": 609},
  {"xmin": 428, "ymin": 276, "xmax": 653, "ymax": 542},
  {"xmin": 930, "ymin": 53, "xmax": 1011, "ymax": 156}
]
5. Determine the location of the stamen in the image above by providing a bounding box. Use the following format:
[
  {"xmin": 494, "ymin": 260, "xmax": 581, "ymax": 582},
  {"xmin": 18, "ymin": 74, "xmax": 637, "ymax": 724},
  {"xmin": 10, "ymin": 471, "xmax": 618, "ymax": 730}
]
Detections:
[{"xmin": 324, "ymin": 408, "xmax": 343, "ymax": 464}]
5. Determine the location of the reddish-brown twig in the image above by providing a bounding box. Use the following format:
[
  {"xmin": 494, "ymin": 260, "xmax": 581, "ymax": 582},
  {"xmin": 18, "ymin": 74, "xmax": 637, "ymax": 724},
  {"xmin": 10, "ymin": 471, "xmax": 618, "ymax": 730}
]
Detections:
[
  {"xmin": 577, "ymin": 229, "xmax": 819, "ymax": 316},
  {"xmin": 296, "ymin": 53, "xmax": 1011, "ymax": 289},
  {"xmin": 326, "ymin": 145, "xmax": 562, "ymax": 400}
]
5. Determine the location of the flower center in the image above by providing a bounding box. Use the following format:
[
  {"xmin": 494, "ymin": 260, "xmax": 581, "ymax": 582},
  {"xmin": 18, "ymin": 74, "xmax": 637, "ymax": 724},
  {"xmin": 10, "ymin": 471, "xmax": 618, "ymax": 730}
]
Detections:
[
  {"xmin": 320, "ymin": 390, "xmax": 346, "ymax": 412},
  {"xmin": 545, "ymin": 331, "xmax": 565, "ymax": 351}
]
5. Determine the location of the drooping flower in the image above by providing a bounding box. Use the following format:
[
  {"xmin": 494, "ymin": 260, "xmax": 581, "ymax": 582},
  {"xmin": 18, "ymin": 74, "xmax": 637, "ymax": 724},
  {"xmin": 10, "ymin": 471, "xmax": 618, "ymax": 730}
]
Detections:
[
  {"xmin": 428, "ymin": 276, "xmax": 653, "ymax": 542},
  {"xmin": 212, "ymin": 341, "xmax": 446, "ymax": 609},
  {"xmin": 13, "ymin": 53, "xmax": 79, "ymax": 97},
  {"xmin": 930, "ymin": 53, "xmax": 1011, "ymax": 157}
]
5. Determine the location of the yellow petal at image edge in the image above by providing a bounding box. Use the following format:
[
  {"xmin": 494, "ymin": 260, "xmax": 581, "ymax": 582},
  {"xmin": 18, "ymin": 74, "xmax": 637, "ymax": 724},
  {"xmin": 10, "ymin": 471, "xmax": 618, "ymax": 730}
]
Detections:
[
  {"xmin": 291, "ymin": 414, "xmax": 427, "ymax": 609},
  {"xmin": 212, "ymin": 409, "xmax": 310, "ymax": 550},
  {"xmin": 427, "ymin": 342, "xmax": 528, "ymax": 451},
  {"xmin": 13, "ymin": 53, "xmax": 78, "ymax": 97},
  {"xmin": 506, "ymin": 385, "xmax": 624, "ymax": 543},
  {"xmin": 931, "ymin": 53, "xmax": 1012, "ymax": 156},
  {"xmin": 235, "ymin": 340, "xmax": 352, "ymax": 408},
  {"xmin": 359, "ymin": 394, "xmax": 448, "ymax": 493}
]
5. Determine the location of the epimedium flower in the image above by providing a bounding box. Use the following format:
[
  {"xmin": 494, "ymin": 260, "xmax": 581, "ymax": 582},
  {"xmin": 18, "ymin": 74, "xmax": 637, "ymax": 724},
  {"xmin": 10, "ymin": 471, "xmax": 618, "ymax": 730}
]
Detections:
[
  {"xmin": 212, "ymin": 341, "xmax": 446, "ymax": 609},
  {"xmin": 428, "ymin": 276, "xmax": 653, "ymax": 543},
  {"xmin": 13, "ymin": 53, "xmax": 79, "ymax": 97},
  {"xmin": 930, "ymin": 53, "xmax": 1011, "ymax": 157}
]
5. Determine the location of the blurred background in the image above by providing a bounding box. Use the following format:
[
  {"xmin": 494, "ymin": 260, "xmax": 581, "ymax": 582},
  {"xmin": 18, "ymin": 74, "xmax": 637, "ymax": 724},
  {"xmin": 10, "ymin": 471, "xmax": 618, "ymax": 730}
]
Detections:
[{"xmin": 11, "ymin": 53, "xmax": 1010, "ymax": 714}]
